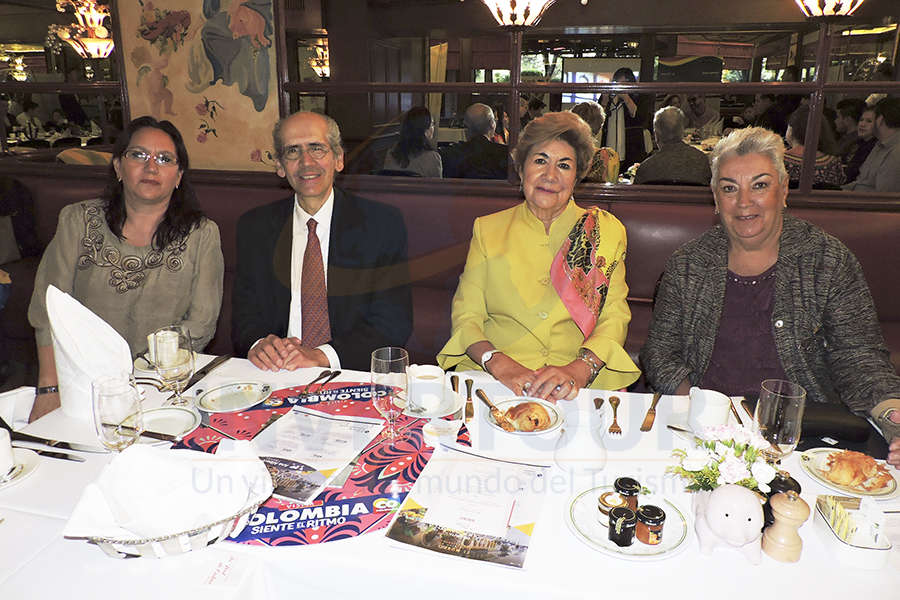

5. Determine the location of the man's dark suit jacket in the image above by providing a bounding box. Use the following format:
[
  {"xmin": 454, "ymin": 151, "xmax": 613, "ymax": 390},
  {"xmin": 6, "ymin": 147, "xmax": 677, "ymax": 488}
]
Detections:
[
  {"xmin": 440, "ymin": 136, "xmax": 509, "ymax": 179},
  {"xmin": 232, "ymin": 187, "xmax": 413, "ymax": 371}
]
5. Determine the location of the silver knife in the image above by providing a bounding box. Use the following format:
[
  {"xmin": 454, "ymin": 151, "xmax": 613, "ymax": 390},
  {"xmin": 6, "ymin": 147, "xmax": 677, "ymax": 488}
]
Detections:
[
  {"xmin": 13, "ymin": 444, "xmax": 86, "ymax": 462},
  {"xmin": 168, "ymin": 354, "xmax": 232, "ymax": 402},
  {"xmin": 6, "ymin": 430, "xmax": 106, "ymax": 453}
]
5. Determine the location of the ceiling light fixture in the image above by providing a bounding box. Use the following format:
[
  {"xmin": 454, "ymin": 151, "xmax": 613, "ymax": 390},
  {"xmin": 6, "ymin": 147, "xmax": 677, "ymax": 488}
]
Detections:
[
  {"xmin": 795, "ymin": 0, "xmax": 865, "ymax": 18},
  {"xmin": 48, "ymin": 0, "xmax": 114, "ymax": 60},
  {"xmin": 480, "ymin": 1, "xmax": 558, "ymax": 27}
]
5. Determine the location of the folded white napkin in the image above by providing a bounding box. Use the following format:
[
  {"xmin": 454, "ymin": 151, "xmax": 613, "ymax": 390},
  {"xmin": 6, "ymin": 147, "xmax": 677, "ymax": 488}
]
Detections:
[
  {"xmin": 64, "ymin": 442, "xmax": 273, "ymax": 540},
  {"xmin": 45, "ymin": 285, "xmax": 133, "ymax": 422}
]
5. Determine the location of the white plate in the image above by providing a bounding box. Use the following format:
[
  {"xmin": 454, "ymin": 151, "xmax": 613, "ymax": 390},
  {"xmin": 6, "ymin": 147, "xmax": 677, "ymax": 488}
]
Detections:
[
  {"xmin": 566, "ymin": 486, "xmax": 689, "ymax": 560},
  {"xmin": 196, "ymin": 382, "xmax": 271, "ymax": 413},
  {"xmin": 799, "ymin": 448, "xmax": 898, "ymax": 498},
  {"xmin": 482, "ymin": 397, "xmax": 563, "ymax": 435},
  {"xmin": 402, "ymin": 390, "xmax": 464, "ymax": 419},
  {"xmin": 125, "ymin": 407, "xmax": 200, "ymax": 439},
  {"xmin": 0, "ymin": 448, "xmax": 40, "ymax": 491}
]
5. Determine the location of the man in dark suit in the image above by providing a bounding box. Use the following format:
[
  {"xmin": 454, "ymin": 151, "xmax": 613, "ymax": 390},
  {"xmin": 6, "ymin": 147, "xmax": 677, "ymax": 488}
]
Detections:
[
  {"xmin": 440, "ymin": 103, "xmax": 509, "ymax": 179},
  {"xmin": 232, "ymin": 111, "xmax": 412, "ymax": 371}
]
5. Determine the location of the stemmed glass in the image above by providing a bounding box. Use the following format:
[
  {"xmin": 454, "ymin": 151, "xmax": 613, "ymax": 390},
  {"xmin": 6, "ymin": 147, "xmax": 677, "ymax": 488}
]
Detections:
[
  {"xmin": 753, "ymin": 379, "xmax": 806, "ymax": 462},
  {"xmin": 371, "ymin": 347, "xmax": 409, "ymax": 440},
  {"xmin": 92, "ymin": 373, "xmax": 144, "ymax": 452},
  {"xmin": 152, "ymin": 325, "xmax": 195, "ymax": 407}
]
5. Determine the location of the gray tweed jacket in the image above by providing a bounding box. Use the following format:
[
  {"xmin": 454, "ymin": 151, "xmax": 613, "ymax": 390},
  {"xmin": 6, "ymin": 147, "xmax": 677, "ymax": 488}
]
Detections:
[{"xmin": 640, "ymin": 215, "xmax": 900, "ymax": 415}]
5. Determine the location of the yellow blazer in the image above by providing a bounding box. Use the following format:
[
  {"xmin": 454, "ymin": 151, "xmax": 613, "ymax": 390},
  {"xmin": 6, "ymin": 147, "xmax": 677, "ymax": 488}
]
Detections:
[{"xmin": 437, "ymin": 200, "xmax": 639, "ymax": 390}]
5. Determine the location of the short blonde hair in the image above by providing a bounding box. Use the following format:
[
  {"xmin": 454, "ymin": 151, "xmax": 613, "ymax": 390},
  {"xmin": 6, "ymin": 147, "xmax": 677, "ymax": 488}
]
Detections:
[
  {"xmin": 513, "ymin": 111, "xmax": 596, "ymax": 182},
  {"xmin": 710, "ymin": 127, "xmax": 787, "ymax": 187}
]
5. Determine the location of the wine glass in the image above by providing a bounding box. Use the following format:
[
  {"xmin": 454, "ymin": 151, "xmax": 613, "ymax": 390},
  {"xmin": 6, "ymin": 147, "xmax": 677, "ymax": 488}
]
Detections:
[
  {"xmin": 153, "ymin": 325, "xmax": 195, "ymax": 407},
  {"xmin": 371, "ymin": 347, "xmax": 409, "ymax": 440},
  {"xmin": 754, "ymin": 379, "xmax": 806, "ymax": 462},
  {"xmin": 92, "ymin": 373, "xmax": 143, "ymax": 452}
]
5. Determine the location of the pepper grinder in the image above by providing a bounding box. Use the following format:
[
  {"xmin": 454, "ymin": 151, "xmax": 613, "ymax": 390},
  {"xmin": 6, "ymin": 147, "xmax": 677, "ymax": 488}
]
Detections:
[
  {"xmin": 764, "ymin": 470, "xmax": 801, "ymax": 529},
  {"xmin": 762, "ymin": 490, "xmax": 810, "ymax": 563}
]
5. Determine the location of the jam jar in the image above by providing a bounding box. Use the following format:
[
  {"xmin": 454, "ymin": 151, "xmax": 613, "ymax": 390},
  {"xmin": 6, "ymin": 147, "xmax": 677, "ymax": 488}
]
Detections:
[
  {"xmin": 614, "ymin": 477, "xmax": 641, "ymax": 511},
  {"xmin": 635, "ymin": 504, "xmax": 666, "ymax": 545},
  {"xmin": 608, "ymin": 506, "xmax": 637, "ymax": 547},
  {"xmin": 597, "ymin": 491, "xmax": 627, "ymax": 521}
]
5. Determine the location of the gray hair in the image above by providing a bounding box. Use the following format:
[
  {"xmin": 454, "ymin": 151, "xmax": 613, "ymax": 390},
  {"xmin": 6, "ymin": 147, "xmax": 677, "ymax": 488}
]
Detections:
[
  {"xmin": 272, "ymin": 111, "xmax": 343, "ymax": 159},
  {"xmin": 710, "ymin": 126, "xmax": 787, "ymax": 188},
  {"xmin": 463, "ymin": 103, "xmax": 496, "ymax": 138},
  {"xmin": 653, "ymin": 106, "xmax": 686, "ymax": 146}
]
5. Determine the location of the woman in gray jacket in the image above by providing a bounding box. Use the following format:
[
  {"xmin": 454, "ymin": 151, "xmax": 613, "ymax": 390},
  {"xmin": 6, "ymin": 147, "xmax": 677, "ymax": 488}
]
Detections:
[{"xmin": 640, "ymin": 127, "xmax": 900, "ymax": 464}]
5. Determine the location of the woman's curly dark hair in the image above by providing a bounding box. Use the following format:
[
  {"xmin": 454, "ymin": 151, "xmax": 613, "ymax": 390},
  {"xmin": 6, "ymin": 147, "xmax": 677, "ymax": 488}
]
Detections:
[
  {"xmin": 390, "ymin": 106, "xmax": 435, "ymax": 168},
  {"xmin": 104, "ymin": 116, "xmax": 204, "ymax": 251}
]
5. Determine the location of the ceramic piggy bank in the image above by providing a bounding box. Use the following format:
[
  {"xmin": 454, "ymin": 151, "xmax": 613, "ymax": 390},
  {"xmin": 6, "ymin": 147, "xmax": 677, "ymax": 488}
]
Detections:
[{"xmin": 694, "ymin": 484, "xmax": 764, "ymax": 564}]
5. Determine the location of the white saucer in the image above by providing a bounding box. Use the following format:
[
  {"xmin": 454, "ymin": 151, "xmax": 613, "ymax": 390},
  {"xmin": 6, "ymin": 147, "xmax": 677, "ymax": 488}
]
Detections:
[
  {"xmin": 125, "ymin": 407, "xmax": 200, "ymax": 439},
  {"xmin": 402, "ymin": 390, "xmax": 465, "ymax": 419},
  {"xmin": 0, "ymin": 448, "xmax": 40, "ymax": 491},
  {"xmin": 134, "ymin": 352, "xmax": 199, "ymax": 375}
]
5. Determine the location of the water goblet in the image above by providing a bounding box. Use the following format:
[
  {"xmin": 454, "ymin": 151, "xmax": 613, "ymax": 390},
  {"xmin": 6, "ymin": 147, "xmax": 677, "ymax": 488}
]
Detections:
[
  {"xmin": 153, "ymin": 325, "xmax": 195, "ymax": 407},
  {"xmin": 371, "ymin": 347, "xmax": 409, "ymax": 440},
  {"xmin": 92, "ymin": 373, "xmax": 143, "ymax": 452},
  {"xmin": 754, "ymin": 379, "xmax": 806, "ymax": 462}
]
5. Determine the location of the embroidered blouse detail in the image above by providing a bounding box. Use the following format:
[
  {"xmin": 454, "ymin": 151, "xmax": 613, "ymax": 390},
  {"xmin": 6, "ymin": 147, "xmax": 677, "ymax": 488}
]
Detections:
[{"xmin": 76, "ymin": 203, "xmax": 186, "ymax": 293}]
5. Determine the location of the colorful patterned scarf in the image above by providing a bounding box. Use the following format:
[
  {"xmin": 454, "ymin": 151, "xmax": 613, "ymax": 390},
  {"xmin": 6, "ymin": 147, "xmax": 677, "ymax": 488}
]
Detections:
[{"xmin": 550, "ymin": 207, "xmax": 620, "ymax": 338}]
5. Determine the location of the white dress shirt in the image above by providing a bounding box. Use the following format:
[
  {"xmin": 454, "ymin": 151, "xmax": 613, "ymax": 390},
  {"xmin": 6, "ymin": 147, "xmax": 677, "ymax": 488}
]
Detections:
[
  {"xmin": 249, "ymin": 190, "xmax": 340, "ymax": 369},
  {"xmin": 287, "ymin": 190, "xmax": 340, "ymax": 369}
]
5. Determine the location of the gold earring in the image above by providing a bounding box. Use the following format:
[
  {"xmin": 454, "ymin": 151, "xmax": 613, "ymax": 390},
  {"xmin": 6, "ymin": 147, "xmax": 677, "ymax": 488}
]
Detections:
[{"xmin": 714, "ymin": 206, "xmax": 720, "ymax": 215}]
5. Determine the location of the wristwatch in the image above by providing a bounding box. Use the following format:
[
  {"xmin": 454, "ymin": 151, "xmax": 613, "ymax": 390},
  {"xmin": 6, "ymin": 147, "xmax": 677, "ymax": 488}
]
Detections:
[{"xmin": 480, "ymin": 349, "xmax": 500, "ymax": 372}]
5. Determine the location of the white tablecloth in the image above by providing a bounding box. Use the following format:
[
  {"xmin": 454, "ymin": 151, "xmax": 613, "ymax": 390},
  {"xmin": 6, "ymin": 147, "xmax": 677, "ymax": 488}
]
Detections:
[{"xmin": 1, "ymin": 357, "xmax": 898, "ymax": 599}]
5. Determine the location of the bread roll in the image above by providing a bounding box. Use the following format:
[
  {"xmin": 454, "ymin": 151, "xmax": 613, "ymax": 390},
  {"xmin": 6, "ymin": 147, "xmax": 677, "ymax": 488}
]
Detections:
[{"xmin": 505, "ymin": 401, "xmax": 551, "ymax": 432}]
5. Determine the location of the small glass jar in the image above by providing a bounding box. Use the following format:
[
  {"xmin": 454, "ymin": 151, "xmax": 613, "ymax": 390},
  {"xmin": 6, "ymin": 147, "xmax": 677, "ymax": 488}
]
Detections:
[
  {"xmin": 635, "ymin": 504, "xmax": 666, "ymax": 545},
  {"xmin": 614, "ymin": 477, "xmax": 641, "ymax": 511},
  {"xmin": 608, "ymin": 506, "xmax": 637, "ymax": 547}
]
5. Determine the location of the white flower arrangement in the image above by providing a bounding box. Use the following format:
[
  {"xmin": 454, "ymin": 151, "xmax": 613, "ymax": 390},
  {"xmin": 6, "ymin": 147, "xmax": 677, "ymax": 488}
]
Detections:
[{"xmin": 668, "ymin": 424, "xmax": 777, "ymax": 494}]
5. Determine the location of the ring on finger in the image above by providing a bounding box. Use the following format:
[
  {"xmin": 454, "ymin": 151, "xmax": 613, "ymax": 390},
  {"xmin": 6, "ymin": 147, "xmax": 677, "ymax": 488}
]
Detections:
[{"xmin": 523, "ymin": 381, "xmax": 531, "ymax": 391}]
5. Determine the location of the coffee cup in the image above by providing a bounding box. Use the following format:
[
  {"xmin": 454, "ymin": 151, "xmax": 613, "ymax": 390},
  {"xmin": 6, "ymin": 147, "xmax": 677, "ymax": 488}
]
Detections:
[
  {"xmin": 688, "ymin": 387, "xmax": 732, "ymax": 432},
  {"xmin": 0, "ymin": 429, "xmax": 15, "ymax": 477},
  {"xmin": 406, "ymin": 365, "xmax": 446, "ymax": 414}
]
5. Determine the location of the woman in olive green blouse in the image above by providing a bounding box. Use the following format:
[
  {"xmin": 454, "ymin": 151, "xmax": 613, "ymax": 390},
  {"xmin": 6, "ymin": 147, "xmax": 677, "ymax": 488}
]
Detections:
[{"xmin": 28, "ymin": 116, "xmax": 224, "ymax": 421}]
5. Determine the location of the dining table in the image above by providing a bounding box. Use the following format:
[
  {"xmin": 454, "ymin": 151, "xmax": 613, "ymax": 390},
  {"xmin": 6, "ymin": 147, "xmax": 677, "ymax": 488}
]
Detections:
[{"xmin": 1, "ymin": 354, "xmax": 898, "ymax": 599}]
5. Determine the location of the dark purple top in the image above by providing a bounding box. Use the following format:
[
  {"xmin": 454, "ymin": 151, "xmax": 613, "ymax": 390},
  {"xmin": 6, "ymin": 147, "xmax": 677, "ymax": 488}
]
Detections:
[{"xmin": 700, "ymin": 265, "xmax": 787, "ymax": 398}]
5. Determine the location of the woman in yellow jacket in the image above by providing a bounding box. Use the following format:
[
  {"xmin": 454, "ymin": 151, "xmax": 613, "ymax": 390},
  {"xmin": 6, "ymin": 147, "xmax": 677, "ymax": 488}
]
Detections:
[{"xmin": 438, "ymin": 111, "xmax": 639, "ymax": 401}]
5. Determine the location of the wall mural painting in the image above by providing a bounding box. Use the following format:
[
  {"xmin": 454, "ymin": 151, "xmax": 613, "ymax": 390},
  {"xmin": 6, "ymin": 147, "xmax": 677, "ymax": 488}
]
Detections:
[{"xmin": 120, "ymin": 0, "xmax": 279, "ymax": 171}]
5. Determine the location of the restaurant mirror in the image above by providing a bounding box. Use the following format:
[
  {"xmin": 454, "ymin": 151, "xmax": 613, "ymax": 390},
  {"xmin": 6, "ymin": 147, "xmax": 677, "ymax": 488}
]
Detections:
[{"xmin": 334, "ymin": 92, "xmax": 513, "ymax": 178}]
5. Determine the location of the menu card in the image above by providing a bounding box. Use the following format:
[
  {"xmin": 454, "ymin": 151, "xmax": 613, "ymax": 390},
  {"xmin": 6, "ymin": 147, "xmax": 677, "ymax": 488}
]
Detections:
[
  {"xmin": 385, "ymin": 444, "xmax": 549, "ymax": 569},
  {"xmin": 252, "ymin": 406, "xmax": 382, "ymax": 504}
]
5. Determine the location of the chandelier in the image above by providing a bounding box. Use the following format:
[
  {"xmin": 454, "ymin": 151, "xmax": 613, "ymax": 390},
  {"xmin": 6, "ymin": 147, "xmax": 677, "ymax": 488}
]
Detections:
[
  {"xmin": 795, "ymin": 0, "xmax": 865, "ymax": 18},
  {"xmin": 10, "ymin": 56, "xmax": 29, "ymax": 82},
  {"xmin": 480, "ymin": 0, "xmax": 559, "ymax": 27},
  {"xmin": 48, "ymin": 0, "xmax": 114, "ymax": 60}
]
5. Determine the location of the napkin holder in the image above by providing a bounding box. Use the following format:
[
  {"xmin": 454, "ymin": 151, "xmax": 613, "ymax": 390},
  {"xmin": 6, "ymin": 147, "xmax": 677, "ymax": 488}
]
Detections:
[{"xmin": 83, "ymin": 501, "xmax": 264, "ymax": 559}]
